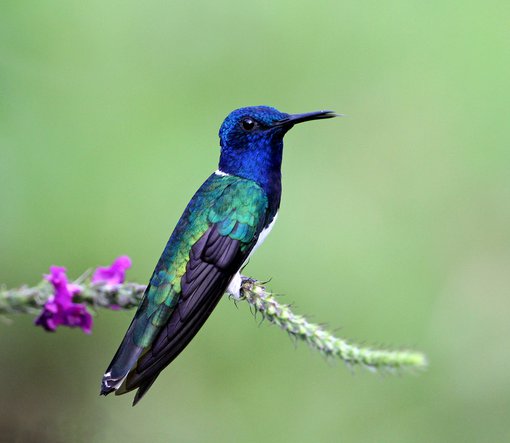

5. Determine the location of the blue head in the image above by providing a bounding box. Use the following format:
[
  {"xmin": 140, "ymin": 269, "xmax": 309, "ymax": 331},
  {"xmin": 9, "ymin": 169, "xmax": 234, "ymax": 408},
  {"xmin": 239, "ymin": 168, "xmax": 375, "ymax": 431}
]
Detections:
[{"xmin": 218, "ymin": 105, "xmax": 336, "ymax": 192}]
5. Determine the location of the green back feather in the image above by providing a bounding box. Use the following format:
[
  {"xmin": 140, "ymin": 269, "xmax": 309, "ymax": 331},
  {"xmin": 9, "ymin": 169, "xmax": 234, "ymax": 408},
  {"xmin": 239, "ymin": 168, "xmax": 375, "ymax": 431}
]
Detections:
[{"xmin": 133, "ymin": 173, "xmax": 267, "ymax": 347}]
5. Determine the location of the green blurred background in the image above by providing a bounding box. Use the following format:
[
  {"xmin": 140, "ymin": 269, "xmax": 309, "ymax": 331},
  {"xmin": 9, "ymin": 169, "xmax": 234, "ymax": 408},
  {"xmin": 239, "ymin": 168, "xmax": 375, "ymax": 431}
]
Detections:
[{"xmin": 1, "ymin": 1, "xmax": 509, "ymax": 441}]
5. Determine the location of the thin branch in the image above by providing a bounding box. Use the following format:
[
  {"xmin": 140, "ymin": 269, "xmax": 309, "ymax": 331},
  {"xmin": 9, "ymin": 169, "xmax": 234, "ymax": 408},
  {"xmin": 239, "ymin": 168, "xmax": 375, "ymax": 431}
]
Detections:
[
  {"xmin": 0, "ymin": 276, "xmax": 427, "ymax": 372},
  {"xmin": 239, "ymin": 278, "xmax": 427, "ymax": 372}
]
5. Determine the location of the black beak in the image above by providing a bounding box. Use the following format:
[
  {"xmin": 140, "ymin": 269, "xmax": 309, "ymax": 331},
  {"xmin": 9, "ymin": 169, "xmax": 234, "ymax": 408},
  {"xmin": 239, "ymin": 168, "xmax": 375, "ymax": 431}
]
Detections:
[{"xmin": 273, "ymin": 110, "xmax": 339, "ymax": 127}]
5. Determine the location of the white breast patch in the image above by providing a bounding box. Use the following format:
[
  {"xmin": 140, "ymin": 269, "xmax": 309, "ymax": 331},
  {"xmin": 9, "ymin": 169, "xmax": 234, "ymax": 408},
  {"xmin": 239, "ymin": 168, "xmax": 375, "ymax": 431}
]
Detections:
[
  {"xmin": 226, "ymin": 213, "xmax": 278, "ymax": 299},
  {"xmin": 248, "ymin": 213, "xmax": 278, "ymax": 259}
]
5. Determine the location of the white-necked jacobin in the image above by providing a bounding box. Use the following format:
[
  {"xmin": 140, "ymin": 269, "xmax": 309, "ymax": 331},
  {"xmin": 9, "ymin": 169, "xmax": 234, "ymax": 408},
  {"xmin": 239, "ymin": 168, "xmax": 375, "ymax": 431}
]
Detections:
[{"xmin": 101, "ymin": 106, "xmax": 337, "ymax": 405}]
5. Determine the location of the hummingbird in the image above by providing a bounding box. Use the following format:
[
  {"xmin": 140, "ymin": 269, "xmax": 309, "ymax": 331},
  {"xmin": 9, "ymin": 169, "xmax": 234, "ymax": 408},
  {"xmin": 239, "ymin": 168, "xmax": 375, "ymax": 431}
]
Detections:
[{"xmin": 100, "ymin": 105, "xmax": 337, "ymax": 405}]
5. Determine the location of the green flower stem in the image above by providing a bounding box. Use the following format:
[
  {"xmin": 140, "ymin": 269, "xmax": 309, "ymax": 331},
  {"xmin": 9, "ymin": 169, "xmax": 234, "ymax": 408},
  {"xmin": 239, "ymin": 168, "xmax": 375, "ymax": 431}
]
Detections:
[
  {"xmin": 240, "ymin": 278, "xmax": 427, "ymax": 372},
  {"xmin": 0, "ymin": 275, "xmax": 427, "ymax": 372},
  {"xmin": 0, "ymin": 280, "xmax": 146, "ymax": 315}
]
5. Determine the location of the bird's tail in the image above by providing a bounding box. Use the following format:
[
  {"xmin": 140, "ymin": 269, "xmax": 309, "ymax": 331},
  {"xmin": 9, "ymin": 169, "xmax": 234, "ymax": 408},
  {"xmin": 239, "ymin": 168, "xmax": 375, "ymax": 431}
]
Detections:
[{"xmin": 100, "ymin": 317, "xmax": 145, "ymax": 396}]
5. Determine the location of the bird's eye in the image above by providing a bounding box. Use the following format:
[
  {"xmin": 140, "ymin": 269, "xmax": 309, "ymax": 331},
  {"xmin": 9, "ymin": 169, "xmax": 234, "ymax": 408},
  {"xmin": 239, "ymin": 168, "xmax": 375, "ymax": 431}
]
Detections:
[{"xmin": 241, "ymin": 118, "xmax": 256, "ymax": 131}]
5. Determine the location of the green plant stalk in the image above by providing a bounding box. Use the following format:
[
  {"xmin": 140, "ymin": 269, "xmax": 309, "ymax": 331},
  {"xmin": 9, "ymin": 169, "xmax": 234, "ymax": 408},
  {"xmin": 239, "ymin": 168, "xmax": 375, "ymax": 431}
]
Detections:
[
  {"xmin": 0, "ymin": 276, "xmax": 427, "ymax": 372},
  {"xmin": 239, "ymin": 278, "xmax": 427, "ymax": 371}
]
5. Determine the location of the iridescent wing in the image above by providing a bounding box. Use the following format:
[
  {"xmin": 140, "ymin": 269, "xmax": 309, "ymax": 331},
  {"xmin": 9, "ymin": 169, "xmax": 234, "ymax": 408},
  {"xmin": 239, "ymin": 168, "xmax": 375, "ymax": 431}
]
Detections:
[{"xmin": 101, "ymin": 174, "xmax": 268, "ymax": 404}]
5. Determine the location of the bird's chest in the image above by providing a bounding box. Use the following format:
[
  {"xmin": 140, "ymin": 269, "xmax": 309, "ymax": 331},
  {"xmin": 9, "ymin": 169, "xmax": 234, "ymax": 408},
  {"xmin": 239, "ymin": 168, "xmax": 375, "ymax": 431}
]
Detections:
[
  {"xmin": 249, "ymin": 212, "xmax": 278, "ymax": 259},
  {"xmin": 226, "ymin": 212, "xmax": 278, "ymax": 298}
]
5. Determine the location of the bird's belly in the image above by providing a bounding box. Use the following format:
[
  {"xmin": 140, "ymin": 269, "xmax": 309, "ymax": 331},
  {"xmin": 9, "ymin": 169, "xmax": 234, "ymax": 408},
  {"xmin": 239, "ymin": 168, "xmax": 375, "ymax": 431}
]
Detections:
[{"xmin": 226, "ymin": 213, "xmax": 278, "ymax": 299}]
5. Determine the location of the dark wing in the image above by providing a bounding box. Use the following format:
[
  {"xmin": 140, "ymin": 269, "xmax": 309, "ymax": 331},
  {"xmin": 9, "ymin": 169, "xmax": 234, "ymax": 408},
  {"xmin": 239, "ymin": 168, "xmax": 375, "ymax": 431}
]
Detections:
[
  {"xmin": 101, "ymin": 174, "xmax": 268, "ymax": 405},
  {"xmin": 125, "ymin": 226, "xmax": 246, "ymax": 404}
]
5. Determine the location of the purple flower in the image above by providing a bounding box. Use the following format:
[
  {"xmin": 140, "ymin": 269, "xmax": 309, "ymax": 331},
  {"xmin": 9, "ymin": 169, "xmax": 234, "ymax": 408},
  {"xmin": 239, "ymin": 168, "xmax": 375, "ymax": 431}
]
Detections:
[
  {"xmin": 34, "ymin": 266, "xmax": 93, "ymax": 334},
  {"xmin": 92, "ymin": 256, "xmax": 132, "ymax": 286}
]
